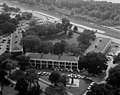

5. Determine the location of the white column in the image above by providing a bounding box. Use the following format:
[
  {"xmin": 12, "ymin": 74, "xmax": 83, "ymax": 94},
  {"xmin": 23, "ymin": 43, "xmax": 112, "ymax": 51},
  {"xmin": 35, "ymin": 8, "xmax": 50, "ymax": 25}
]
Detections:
[
  {"xmin": 40, "ymin": 61, "xmax": 42, "ymax": 68},
  {"xmin": 71, "ymin": 63, "xmax": 72, "ymax": 70},
  {"xmin": 46, "ymin": 61, "xmax": 48, "ymax": 68},
  {"xmin": 52, "ymin": 61, "xmax": 54, "ymax": 68},
  {"xmin": 65, "ymin": 62, "xmax": 66, "ymax": 69},
  {"xmin": 59, "ymin": 62, "xmax": 60, "ymax": 68},
  {"xmin": 77, "ymin": 62, "xmax": 80, "ymax": 72}
]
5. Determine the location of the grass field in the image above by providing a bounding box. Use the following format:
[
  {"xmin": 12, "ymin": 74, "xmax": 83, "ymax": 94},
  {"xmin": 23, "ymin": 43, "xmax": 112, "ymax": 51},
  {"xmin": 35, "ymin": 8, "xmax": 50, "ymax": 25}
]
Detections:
[{"xmin": 43, "ymin": 32, "xmax": 80, "ymax": 44}]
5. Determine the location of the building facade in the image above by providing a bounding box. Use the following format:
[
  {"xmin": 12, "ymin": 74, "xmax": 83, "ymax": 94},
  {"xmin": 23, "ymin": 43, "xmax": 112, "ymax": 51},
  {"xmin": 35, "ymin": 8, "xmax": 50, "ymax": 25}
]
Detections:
[{"xmin": 26, "ymin": 53, "xmax": 79, "ymax": 71}]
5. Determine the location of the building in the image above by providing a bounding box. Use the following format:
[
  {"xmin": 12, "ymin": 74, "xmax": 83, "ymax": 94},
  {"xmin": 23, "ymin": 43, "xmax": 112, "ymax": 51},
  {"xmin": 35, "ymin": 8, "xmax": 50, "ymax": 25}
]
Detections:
[
  {"xmin": 26, "ymin": 53, "xmax": 79, "ymax": 71},
  {"xmin": 10, "ymin": 32, "xmax": 23, "ymax": 55},
  {"xmin": 84, "ymin": 37, "xmax": 112, "ymax": 54}
]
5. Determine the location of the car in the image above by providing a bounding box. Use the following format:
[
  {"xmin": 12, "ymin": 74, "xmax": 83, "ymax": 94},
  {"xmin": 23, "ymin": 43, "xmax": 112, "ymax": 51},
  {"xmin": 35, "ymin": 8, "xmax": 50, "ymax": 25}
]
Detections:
[
  {"xmin": 87, "ymin": 86, "xmax": 91, "ymax": 90},
  {"xmin": 44, "ymin": 72, "xmax": 49, "ymax": 76},
  {"xmin": 86, "ymin": 77, "xmax": 93, "ymax": 81},
  {"xmin": 48, "ymin": 72, "xmax": 51, "ymax": 75},
  {"xmin": 62, "ymin": 74, "xmax": 65, "ymax": 76},
  {"xmin": 67, "ymin": 74, "xmax": 73, "ymax": 78},
  {"xmin": 108, "ymin": 52, "xmax": 114, "ymax": 56},
  {"xmin": 106, "ymin": 56, "xmax": 112, "ymax": 61},
  {"xmin": 41, "ymin": 72, "xmax": 47, "ymax": 76},
  {"xmin": 81, "ymin": 75, "xmax": 86, "ymax": 79},
  {"xmin": 73, "ymin": 74, "xmax": 77, "ymax": 78},
  {"xmin": 77, "ymin": 75, "xmax": 83, "ymax": 79},
  {"xmin": 38, "ymin": 72, "xmax": 42, "ymax": 75},
  {"xmin": 90, "ymin": 82, "xmax": 95, "ymax": 85}
]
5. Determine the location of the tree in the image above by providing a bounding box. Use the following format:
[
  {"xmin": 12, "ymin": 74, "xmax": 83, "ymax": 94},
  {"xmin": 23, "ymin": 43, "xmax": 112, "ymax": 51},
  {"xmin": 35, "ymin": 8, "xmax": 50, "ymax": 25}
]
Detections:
[
  {"xmin": 61, "ymin": 18, "xmax": 70, "ymax": 33},
  {"xmin": 15, "ymin": 14, "xmax": 22, "ymax": 21},
  {"xmin": 59, "ymin": 75, "xmax": 68, "ymax": 86},
  {"xmin": 0, "ymin": 53, "xmax": 12, "ymax": 95},
  {"xmin": 38, "ymin": 41, "xmax": 53, "ymax": 54},
  {"xmin": 68, "ymin": 43, "xmax": 81, "ymax": 56},
  {"xmin": 14, "ymin": 77, "xmax": 28, "ymax": 95},
  {"xmin": 27, "ymin": 22, "xmax": 58, "ymax": 37},
  {"xmin": 73, "ymin": 26, "xmax": 78, "ymax": 32},
  {"xmin": 77, "ymin": 29, "xmax": 96, "ymax": 46},
  {"xmin": 26, "ymin": 12, "xmax": 33, "ymax": 19},
  {"xmin": 78, "ymin": 52, "xmax": 108, "ymax": 75},
  {"xmin": 68, "ymin": 30, "xmax": 73, "ymax": 37},
  {"xmin": 78, "ymin": 43, "xmax": 88, "ymax": 54},
  {"xmin": 16, "ymin": 54, "xmax": 31, "ymax": 70},
  {"xmin": 1, "ymin": 58, "xmax": 18, "ymax": 74},
  {"xmin": 106, "ymin": 64, "xmax": 120, "ymax": 88},
  {"xmin": 24, "ymin": 29, "xmax": 37, "ymax": 36},
  {"xmin": 8, "ymin": 18, "xmax": 19, "ymax": 26},
  {"xmin": 26, "ymin": 68, "xmax": 39, "ymax": 86},
  {"xmin": 20, "ymin": 35, "xmax": 41, "ymax": 52},
  {"xmin": 56, "ymin": 23, "xmax": 63, "ymax": 33},
  {"xmin": 48, "ymin": 5, "xmax": 55, "ymax": 11},
  {"xmin": 113, "ymin": 53, "xmax": 120, "ymax": 64},
  {"xmin": 0, "ymin": 22, "xmax": 16, "ymax": 35},
  {"xmin": 29, "ymin": 18, "xmax": 37, "ymax": 26},
  {"xmin": 0, "ymin": 13, "xmax": 11, "ymax": 24},
  {"xmin": 49, "ymin": 71, "xmax": 61, "ymax": 86},
  {"xmin": 53, "ymin": 41, "xmax": 68, "ymax": 55},
  {"xmin": 9, "ymin": 69, "xmax": 25, "ymax": 81},
  {"xmin": 60, "ymin": 40, "xmax": 69, "ymax": 52},
  {"xmin": 86, "ymin": 83, "xmax": 119, "ymax": 95}
]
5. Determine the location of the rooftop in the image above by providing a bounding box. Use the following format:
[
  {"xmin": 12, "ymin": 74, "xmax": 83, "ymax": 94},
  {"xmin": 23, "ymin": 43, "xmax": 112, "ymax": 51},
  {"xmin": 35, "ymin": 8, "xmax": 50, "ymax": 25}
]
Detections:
[
  {"xmin": 26, "ymin": 53, "xmax": 78, "ymax": 62},
  {"xmin": 10, "ymin": 32, "xmax": 23, "ymax": 52},
  {"xmin": 85, "ymin": 37, "xmax": 112, "ymax": 54}
]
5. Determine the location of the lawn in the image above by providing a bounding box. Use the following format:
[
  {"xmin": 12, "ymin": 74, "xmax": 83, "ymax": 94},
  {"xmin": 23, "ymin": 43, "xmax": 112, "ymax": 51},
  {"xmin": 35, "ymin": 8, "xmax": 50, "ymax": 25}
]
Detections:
[{"xmin": 43, "ymin": 32, "xmax": 80, "ymax": 45}]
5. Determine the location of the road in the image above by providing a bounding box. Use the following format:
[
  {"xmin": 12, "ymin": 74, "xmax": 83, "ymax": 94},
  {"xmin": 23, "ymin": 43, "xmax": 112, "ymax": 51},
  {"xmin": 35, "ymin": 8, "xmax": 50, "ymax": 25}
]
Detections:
[
  {"xmin": 1, "ymin": 0, "xmax": 120, "ymax": 39},
  {"xmin": 105, "ymin": 56, "xmax": 118, "ymax": 80}
]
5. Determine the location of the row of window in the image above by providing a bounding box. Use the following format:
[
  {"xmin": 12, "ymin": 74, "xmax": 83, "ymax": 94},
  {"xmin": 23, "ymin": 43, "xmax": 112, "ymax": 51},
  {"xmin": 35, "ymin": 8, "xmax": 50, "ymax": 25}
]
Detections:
[{"xmin": 30, "ymin": 60, "xmax": 78, "ymax": 67}]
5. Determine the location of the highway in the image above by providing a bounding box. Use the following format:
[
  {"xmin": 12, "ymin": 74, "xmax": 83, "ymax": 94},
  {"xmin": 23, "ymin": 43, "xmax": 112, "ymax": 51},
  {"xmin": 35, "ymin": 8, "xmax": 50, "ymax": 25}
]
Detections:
[{"xmin": 1, "ymin": 0, "xmax": 120, "ymax": 44}]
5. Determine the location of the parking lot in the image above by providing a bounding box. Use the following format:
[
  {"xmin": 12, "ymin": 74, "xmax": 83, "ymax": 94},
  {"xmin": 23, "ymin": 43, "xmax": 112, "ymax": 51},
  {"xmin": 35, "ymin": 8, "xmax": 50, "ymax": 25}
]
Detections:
[{"xmin": 37, "ymin": 71, "xmax": 94, "ymax": 95}]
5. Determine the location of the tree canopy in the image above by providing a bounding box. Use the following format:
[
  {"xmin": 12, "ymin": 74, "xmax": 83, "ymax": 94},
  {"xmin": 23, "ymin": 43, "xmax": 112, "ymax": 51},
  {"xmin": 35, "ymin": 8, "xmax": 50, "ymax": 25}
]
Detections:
[
  {"xmin": 77, "ymin": 29, "xmax": 96, "ymax": 53},
  {"xmin": 86, "ymin": 83, "xmax": 119, "ymax": 95},
  {"xmin": 106, "ymin": 64, "xmax": 120, "ymax": 88},
  {"xmin": 78, "ymin": 52, "xmax": 108, "ymax": 74},
  {"xmin": 0, "ymin": 13, "xmax": 18, "ymax": 35},
  {"xmin": 12, "ymin": 0, "xmax": 120, "ymax": 26},
  {"xmin": 49, "ymin": 71, "xmax": 61, "ymax": 86},
  {"xmin": 20, "ymin": 35, "xmax": 41, "ymax": 52}
]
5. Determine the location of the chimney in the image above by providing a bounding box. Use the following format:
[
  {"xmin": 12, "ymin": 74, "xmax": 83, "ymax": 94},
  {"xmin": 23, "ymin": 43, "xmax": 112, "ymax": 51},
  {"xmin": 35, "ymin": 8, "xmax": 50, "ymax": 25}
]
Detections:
[
  {"xmin": 95, "ymin": 45, "xmax": 97, "ymax": 48},
  {"xmin": 99, "ymin": 39, "xmax": 102, "ymax": 42}
]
